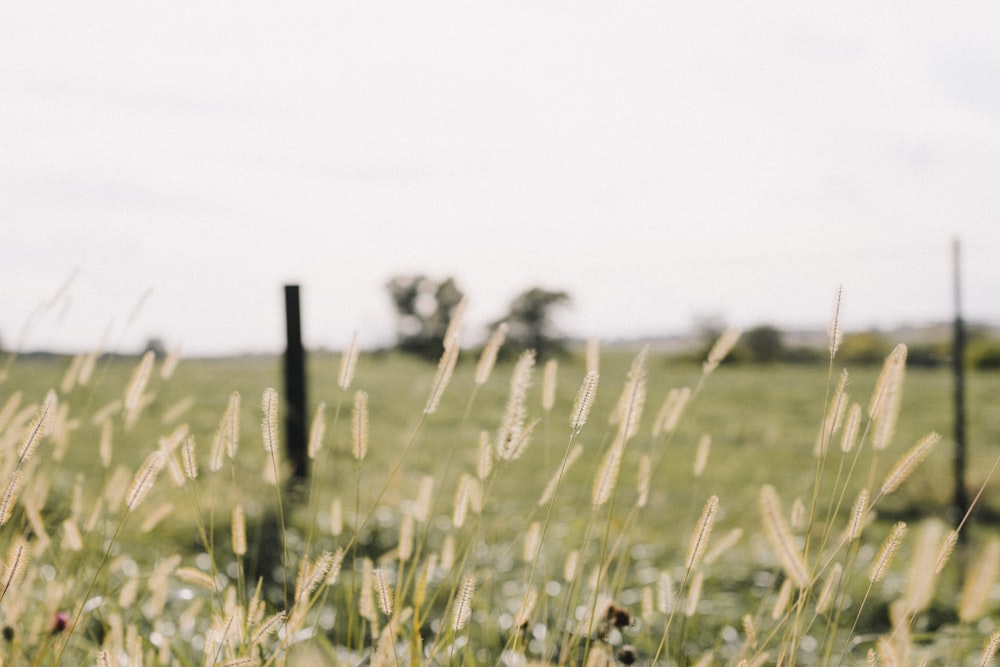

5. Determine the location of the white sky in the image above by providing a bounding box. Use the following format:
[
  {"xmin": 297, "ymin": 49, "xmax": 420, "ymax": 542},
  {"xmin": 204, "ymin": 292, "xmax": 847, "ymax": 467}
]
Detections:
[{"xmin": 2, "ymin": 2, "xmax": 999, "ymax": 355}]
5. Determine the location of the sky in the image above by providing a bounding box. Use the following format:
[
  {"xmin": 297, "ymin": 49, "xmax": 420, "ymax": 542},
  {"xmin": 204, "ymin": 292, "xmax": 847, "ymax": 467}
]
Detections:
[{"xmin": 2, "ymin": 2, "xmax": 999, "ymax": 356}]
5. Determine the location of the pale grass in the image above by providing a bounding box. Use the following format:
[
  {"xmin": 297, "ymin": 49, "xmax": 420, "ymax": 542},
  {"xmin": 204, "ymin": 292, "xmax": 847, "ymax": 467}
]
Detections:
[
  {"xmin": 123, "ymin": 351, "xmax": 154, "ymax": 425},
  {"xmin": 542, "ymin": 358, "xmax": 558, "ymax": 411},
  {"xmin": 703, "ymin": 326, "xmax": 742, "ymax": 375},
  {"xmin": 373, "ymin": 568, "xmax": 393, "ymax": 616},
  {"xmin": 982, "ymin": 631, "xmax": 1000, "ymax": 667},
  {"xmin": 878, "ymin": 431, "xmax": 940, "ymax": 496},
  {"xmin": 452, "ymin": 575, "xmax": 475, "ymax": 631},
  {"xmin": 307, "ymin": 400, "xmax": 326, "ymax": 459},
  {"xmin": 570, "ymin": 370, "xmax": 599, "ymax": 433},
  {"xmin": 869, "ymin": 344, "xmax": 907, "ymax": 450},
  {"xmin": 870, "ymin": 522, "xmax": 907, "ymax": 583},
  {"xmin": 6, "ymin": 311, "xmax": 1000, "ymax": 665},
  {"xmin": 475, "ymin": 323, "xmax": 508, "ymax": 386},
  {"xmin": 17, "ymin": 388, "xmax": 56, "ymax": 463},
  {"xmin": 125, "ymin": 450, "xmax": 165, "ymax": 512},
  {"xmin": 338, "ymin": 331, "xmax": 360, "ymax": 390},
  {"xmin": 636, "ymin": 452, "xmax": 651, "ymax": 508},
  {"xmin": 686, "ymin": 495, "xmax": 719, "ymax": 570},
  {"xmin": 423, "ymin": 338, "xmax": 460, "ymax": 415},
  {"xmin": 760, "ymin": 484, "xmax": 810, "ymax": 589},
  {"xmin": 260, "ymin": 387, "xmax": 279, "ymax": 453},
  {"xmin": 351, "ymin": 390, "xmax": 369, "ymax": 461},
  {"xmin": 693, "ymin": 433, "xmax": 711, "ymax": 477},
  {"xmin": 959, "ymin": 538, "xmax": 1000, "ymax": 623},
  {"xmin": 496, "ymin": 350, "xmax": 535, "ymax": 459}
]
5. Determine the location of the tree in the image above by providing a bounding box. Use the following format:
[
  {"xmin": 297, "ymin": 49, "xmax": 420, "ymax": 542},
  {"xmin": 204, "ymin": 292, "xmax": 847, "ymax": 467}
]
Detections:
[
  {"xmin": 744, "ymin": 325, "xmax": 785, "ymax": 363},
  {"xmin": 386, "ymin": 275, "xmax": 465, "ymax": 359},
  {"xmin": 494, "ymin": 287, "xmax": 571, "ymax": 359}
]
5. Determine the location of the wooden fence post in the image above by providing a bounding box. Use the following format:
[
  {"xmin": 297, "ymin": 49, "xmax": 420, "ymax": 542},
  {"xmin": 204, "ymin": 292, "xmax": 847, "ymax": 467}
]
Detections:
[
  {"xmin": 284, "ymin": 285, "xmax": 309, "ymax": 482},
  {"xmin": 952, "ymin": 239, "xmax": 968, "ymax": 527}
]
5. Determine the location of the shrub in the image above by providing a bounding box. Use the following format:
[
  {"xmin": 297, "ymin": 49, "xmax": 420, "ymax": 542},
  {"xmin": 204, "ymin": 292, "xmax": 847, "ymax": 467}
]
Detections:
[{"xmin": 967, "ymin": 338, "xmax": 1000, "ymax": 370}]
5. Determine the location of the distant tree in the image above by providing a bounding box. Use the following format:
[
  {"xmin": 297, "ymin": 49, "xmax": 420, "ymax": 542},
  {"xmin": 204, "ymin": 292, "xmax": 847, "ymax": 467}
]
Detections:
[
  {"xmin": 386, "ymin": 275, "xmax": 465, "ymax": 359},
  {"xmin": 744, "ymin": 325, "xmax": 785, "ymax": 363},
  {"xmin": 143, "ymin": 337, "xmax": 167, "ymax": 358},
  {"xmin": 493, "ymin": 288, "xmax": 571, "ymax": 359},
  {"xmin": 967, "ymin": 338, "xmax": 1000, "ymax": 370},
  {"xmin": 840, "ymin": 331, "xmax": 892, "ymax": 365}
]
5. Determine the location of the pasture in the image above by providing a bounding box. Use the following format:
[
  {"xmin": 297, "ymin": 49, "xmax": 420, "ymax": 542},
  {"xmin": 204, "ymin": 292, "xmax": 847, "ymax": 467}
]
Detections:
[{"xmin": 2, "ymin": 339, "xmax": 1000, "ymax": 665}]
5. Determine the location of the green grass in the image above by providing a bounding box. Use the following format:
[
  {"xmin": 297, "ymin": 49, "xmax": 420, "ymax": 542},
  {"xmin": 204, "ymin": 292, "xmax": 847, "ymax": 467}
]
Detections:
[{"xmin": 2, "ymin": 343, "xmax": 1000, "ymax": 665}]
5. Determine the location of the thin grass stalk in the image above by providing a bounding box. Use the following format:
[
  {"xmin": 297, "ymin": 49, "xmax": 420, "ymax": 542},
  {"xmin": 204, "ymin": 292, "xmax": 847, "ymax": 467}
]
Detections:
[
  {"xmin": 260, "ymin": 388, "xmax": 290, "ymax": 609},
  {"xmin": 53, "ymin": 450, "xmax": 165, "ymax": 665}
]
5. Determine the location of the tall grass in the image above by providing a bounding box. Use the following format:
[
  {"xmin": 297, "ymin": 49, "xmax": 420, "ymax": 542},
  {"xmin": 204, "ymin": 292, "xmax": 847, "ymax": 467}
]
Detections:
[{"xmin": 1, "ymin": 314, "xmax": 1000, "ymax": 666}]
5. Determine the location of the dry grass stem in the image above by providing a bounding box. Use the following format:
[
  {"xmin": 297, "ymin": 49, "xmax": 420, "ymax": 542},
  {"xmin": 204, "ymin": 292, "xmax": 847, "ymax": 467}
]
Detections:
[
  {"xmin": 260, "ymin": 388, "xmax": 279, "ymax": 453},
  {"xmin": 771, "ymin": 579, "xmax": 794, "ymax": 620},
  {"xmin": 869, "ymin": 344, "xmax": 907, "ymax": 450},
  {"xmin": 125, "ymin": 450, "xmax": 165, "ymax": 512},
  {"xmin": 704, "ymin": 528, "xmax": 743, "ymax": 565},
  {"xmin": 338, "ymin": 331, "xmax": 360, "ymax": 391},
  {"xmin": 453, "ymin": 575, "xmax": 475, "ymax": 631},
  {"xmin": 841, "ymin": 403, "xmax": 862, "ymax": 453},
  {"xmin": 636, "ymin": 453, "xmax": 651, "ymax": 508},
  {"xmin": 443, "ymin": 296, "xmax": 468, "ymax": 347},
  {"xmin": 879, "ymin": 432, "xmax": 940, "ymax": 496},
  {"xmin": 424, "ymin": 339, "xmax": 460, "ymax": 415},
  {"xmin": 475, "ymin": 323, "xmax": 508, "ymax": 385},
  {"xmin": 828, "ymin": 286, "xmax": 844, "ymax": 358},
  {"xmin": 611, "ymin": 348, "xmax": 647, "ymax": 439},
  {"xmin": 959, "ymin": 538, "xmax": 1000, "ymax": 622},
  {"xmin": 686, "ymin": 495, "xmax": 719, "ymax": 570},
  {"xmin": 935, "ymin": 530, "xmax": 960, "ymax": 574},
  {"xmin": 232, "ymin": 503, "xmax": 246, "ymax": 556},
  {"xmin": 570, "ymin": 371, "xmax": 599, "ymax": 433},
  {"xmin": 903, "ymin": 519, "xmax": 945, "ymax": 614},
  {"xmin": 477, "ymin": 431, "xmax": 493, "ymax": 480},
  {"xmin": 848, "ymin": 488, "xmax": 870, "ymax": 542},
  {"xmin": 869, "ymin": 521, "xmax": 907, "ymax": 583},
  {"xmin": 703, "ymin": 327, "xmax": 742, "ymax": 375},
  {"xmin": 180, "ymin": 436, "xmax": 197, "ymax": 480},
  {"xmin": 176, "ymin": 566, "xmax": 215, "ymax": 590},
  {"xmin": 654, "ymin": 387, "xmax": 691, "ymax": 437},
  {"xmin": 123, "ymin": 352, "xmax": 154, "ymax": 422},
  {"xmin": 815, "ymin": 562, "xmax": 843, "ymax": 615},
  {"xmin": 586, "ymin": 337, "xmax": 600, "ymax": 374},
  {"xmin": 398, "ymin": 514, "xmax": 415, "ymax": 561},
  {"xmin": 18, "ymin": 389, "xmax": 56, "ymax": 463},
  {"xmin": 743, "ymin": 613, "xmax": 758, "ymax": 649},
  {"xmin": 542, "ymin": 358, "xmax": 558, "ymax": 411},
  {"xmin": 1, "ymin": 536, "xmax": 28, "ymax": 592},
  {"xmin": 352, "ymin": 390, "xmax": 369, "ymax": 461},
  {"xmin": 414, "ymin": 475, "xmax": 434, "ymax": 523},
  {"xmin": 760, "ymin": 484, "xmax": 810, "ymax": 588},
  {"xmin": 592, "ymin": 433, "xmax": 625, "ymax": 508},
  {"xmin": 685, "ymin": 570, "xmax": 704, "ymax": 617},
  {"xmin": 981, "ymin": 631, "xmax": 1000, "ymax": 667},
  {"xmin": 307, "ymin": 401, "xmax": 326, "ymax": 459},
  {"xmin": 693, "ymin": 434, "xmax": 711, "ymax": 477},
  {"xmin": 538, "ymin": 444, "xmax": 583, "ymax": 507},
  {"xmin": 496, "ymin": 350, "xmax": 535, "ymax": 458},
  {"xmin": 373, "ymin": 568, "xmax": 393, "ymax": 616},
  {"xmin": 0, "ymin": 471, "xmax": 23, "ymax": 527}
]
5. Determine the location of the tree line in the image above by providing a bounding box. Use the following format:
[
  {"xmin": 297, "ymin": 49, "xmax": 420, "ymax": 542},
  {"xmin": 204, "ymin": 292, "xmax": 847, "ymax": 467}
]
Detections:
[{"xmin": 385, "ymin": 274, "xmax": 570, "ymax": 361}]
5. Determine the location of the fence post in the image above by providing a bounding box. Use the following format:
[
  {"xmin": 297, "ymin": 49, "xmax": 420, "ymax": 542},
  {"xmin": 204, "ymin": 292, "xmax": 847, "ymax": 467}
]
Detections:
[
  {"xmin": 284, "ymin": 285, "xmax": 309, "ymax": 482},
  {"xmin": 952, "ymin": 239, "xmax": 968, "ymax": 528}
]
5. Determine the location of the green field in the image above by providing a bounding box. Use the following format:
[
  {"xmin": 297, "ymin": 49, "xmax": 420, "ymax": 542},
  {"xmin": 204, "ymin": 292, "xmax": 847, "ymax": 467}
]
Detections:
[{"xmin": 1, "ymin": 343, "xmax": 999, "ymax": 665}]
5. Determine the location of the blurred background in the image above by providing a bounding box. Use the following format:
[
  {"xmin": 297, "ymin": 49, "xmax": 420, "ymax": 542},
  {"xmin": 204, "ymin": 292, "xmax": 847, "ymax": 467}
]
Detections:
[{"xmin": 2, "ymin": 1, "xmax": 999, "ymax": 356}]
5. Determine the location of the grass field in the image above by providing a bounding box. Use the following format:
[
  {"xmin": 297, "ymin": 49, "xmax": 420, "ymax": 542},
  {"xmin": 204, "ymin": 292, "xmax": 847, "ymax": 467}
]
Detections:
[{"xmin": 1, "ymin": 338, "xmax": 1000, "ymax": 665}]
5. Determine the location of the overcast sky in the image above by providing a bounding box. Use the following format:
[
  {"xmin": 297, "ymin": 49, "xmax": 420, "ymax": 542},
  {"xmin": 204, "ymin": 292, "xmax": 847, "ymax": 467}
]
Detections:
[{"xmin": 2, "ymin": 2, "xmax": 999, "ymax": 356}]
